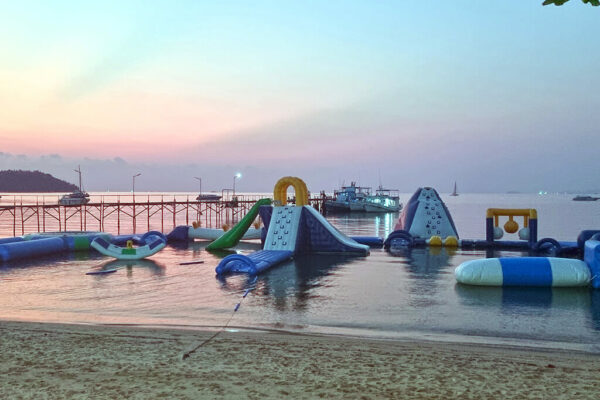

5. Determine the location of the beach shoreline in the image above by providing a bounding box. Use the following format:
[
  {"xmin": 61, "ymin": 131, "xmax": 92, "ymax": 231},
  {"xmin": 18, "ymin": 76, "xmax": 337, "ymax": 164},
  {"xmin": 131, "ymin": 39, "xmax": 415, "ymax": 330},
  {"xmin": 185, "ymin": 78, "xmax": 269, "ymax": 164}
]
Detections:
[{"xmin": 1, "ymin": 320, "xmax": 599, "ymax": 399}]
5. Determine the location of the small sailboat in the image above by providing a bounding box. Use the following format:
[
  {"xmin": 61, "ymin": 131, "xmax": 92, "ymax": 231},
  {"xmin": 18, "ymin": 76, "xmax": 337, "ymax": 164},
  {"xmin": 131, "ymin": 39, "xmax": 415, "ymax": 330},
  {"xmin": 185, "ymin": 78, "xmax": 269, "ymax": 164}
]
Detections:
[
  {"xmin": 450, "ymin": 182, "xmax": 459, "ymax": 196},
  {"xmin": 59, "ymin": 166, "xmax": 90, "ymax": 205}
]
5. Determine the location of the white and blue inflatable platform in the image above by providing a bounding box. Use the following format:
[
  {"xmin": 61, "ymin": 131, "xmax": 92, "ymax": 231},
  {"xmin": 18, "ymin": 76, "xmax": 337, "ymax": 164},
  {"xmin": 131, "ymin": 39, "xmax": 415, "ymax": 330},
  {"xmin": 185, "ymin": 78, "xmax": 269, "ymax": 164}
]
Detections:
[
  {"xmin": 455, "ymin": 257, "xmax": 591, "ymax": 287},
  {"xmin": 216, "ymin": 177, "xmax": 369, "ymax": 276}
]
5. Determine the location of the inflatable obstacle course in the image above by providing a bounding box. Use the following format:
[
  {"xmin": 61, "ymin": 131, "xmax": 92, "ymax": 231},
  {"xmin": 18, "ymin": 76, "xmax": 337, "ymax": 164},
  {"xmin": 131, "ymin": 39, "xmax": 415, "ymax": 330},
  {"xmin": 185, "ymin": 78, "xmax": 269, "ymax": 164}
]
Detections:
[
  {"xmin": 384, "ymin": 187, "xmax": 578, "ymax": 254},
  {"xmin": 382, "ymin": 186, "xmax": 599, "ymax": 288},
  {"xmin": 263, "ymin": 206, "xmax": 303, "ymax": 251},
  {"xmin": 216, "ymin": 177, "xmax": 369, "ymax": 276},
  {"xmin": 384, "ymin": 187, "xmax": 459, "ymax": 250},
  {"xmin": 394, "ymin": 187, "xmax": 459, "ymax": 240},
  {"xmin": 485, "ymin": 208, "xmax": 537, "ymax": 248},
  {"xmin": 206, "ymin": 198, "xmax": 271, "ymax": 250},
  {"xmin": 0, "ymin": 230, "xmax": 168, "ymax": 263},
  {"xmin": 166, "ymin": 198, "xmax": 270, "ymax": 245}
]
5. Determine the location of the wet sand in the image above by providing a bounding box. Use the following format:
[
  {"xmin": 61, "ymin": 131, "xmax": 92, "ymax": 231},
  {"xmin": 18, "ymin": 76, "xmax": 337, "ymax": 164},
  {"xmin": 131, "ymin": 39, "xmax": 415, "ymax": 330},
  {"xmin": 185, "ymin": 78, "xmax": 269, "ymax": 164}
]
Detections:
[{"xmin": 1, "ymin": 321, "xmax": 599, "ymax": 399}]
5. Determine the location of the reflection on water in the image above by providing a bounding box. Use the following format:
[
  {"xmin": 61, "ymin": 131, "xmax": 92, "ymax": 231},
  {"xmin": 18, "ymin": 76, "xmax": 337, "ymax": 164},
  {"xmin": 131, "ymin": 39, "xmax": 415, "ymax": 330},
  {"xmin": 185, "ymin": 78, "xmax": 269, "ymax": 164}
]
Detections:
[
  {"xmin": 326, "ymin": 212, "xmax": 397, "ymax": 238},
  {"xmin": 387, "ymin": 247, "xmax": 455, "ymax": 308},
  {"xmin": 389, "ymin": 246, "xmax": 456, "ymax": 276},
  {"xmin": 218, "ymin": 254, "xmax": 361, "ymax": 313},
  {"xmin": 258, "ymin": 254, "xmax": 360, "ymax": 312},
  {"xmin": 455, "ymin": 285, "xmax": 591, "ymax": 311},
  {"xmin": 591, "ymin": 291, "xmax": 600, "ymax": 331},
  {"xmin": 99, "ymin": 259, "xmax": 166, "ymax": 276}
]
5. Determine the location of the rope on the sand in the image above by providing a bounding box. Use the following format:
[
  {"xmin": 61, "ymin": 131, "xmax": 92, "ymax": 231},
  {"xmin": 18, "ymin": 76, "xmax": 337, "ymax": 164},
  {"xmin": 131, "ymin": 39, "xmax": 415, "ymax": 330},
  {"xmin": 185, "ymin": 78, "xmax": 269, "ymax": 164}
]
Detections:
[{"xmin": 182, "ymin": 287, "xmax": 254, "ymax": 360}]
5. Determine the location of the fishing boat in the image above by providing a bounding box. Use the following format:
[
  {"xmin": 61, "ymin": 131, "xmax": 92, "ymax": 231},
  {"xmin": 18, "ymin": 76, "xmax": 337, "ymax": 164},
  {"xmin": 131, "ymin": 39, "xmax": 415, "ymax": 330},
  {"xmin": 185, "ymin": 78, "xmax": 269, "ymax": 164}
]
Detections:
[
  {"xmin": 364, "ymin": 186, "xmax": 402, "ymax": 212},
  {"xmin": 572, "ymin": 195, "xmax": 599, "ymax": 201},
  {"xmin": 325, "ymin": 182, "xmax": 401, "ymax": 213},
  {"xmin": 196, "ymin": 193, "xmax": 222, "ymax": 202},
  {"xmin": 449, "ymin": 182, "xmax": 459, "ymax": 196},
  {"xmin": 59, "ymin": 166, "xmax": 90, "ymax": 206},
  {"xmin": 59, "ymin": 190, "xmax": 90, "ymax": 206},
  {"xmin": 324, "ymin": 182, "xmax": 371, "ymax": 212}
]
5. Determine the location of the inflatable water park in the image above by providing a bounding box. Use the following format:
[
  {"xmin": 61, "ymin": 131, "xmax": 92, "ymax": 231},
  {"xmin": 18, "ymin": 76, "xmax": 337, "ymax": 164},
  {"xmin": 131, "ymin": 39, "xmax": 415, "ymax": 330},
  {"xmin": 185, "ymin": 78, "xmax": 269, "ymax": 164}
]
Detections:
[
  {"xmin": 382, "ymin": 186, "xmax": 600, "ymax": 289},
  {"xmin": 1, "ymin": 179, "xmax": 600, "ymax": 289},
  {"xmin": 213, "ymin": 177, "xmax": 369, "ymax": 276}
]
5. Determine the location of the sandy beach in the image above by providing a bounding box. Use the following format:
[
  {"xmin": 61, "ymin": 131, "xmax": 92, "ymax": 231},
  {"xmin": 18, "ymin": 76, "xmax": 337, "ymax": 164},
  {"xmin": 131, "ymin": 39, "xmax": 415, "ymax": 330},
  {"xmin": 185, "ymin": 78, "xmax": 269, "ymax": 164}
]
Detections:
[{"xmin": 0, "ymin": 321, "xmax": 598, "ymax": 399}]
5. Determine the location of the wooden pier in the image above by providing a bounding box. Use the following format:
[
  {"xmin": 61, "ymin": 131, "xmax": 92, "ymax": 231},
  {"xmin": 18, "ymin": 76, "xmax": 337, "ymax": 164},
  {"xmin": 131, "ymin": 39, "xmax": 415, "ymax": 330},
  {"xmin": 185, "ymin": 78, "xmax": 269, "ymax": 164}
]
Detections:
[{"xmin": 0, "ymin": 195, "xmax": 327, "ymax": 237}]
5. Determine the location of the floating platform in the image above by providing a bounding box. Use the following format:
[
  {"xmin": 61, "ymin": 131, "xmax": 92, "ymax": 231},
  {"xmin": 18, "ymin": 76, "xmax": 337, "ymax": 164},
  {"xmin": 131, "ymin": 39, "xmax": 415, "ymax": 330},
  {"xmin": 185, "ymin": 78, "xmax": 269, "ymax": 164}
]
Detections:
[
  {"xmin": 91, "ymin": 231, "xmax": 166, "ymax": 260},
  {"xmin": 455, "ymin": 257, "xmax": 591, "ymax": 287}
]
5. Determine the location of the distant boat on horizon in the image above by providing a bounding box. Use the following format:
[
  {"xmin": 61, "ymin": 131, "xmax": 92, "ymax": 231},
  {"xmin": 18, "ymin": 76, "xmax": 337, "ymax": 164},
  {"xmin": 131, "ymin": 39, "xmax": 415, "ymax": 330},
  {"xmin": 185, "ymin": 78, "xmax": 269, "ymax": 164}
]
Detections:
[
  {"xmin": 324, "ymin": 182, "xmax": 402, "ymax": 213},
  {"xmin": 59, "ymin": 165, "xmax": 90, "ymax": 206},
  {"xmin": 450, "ymin": 182, "xmax": 459, "ymax": 196},
  {"xmin": 572, "ymin": 195, "xmax": 599, "ymax": 201},
  {"xmin": 196, "ymin": 193, "xmax": 222, "ymax": 202}
]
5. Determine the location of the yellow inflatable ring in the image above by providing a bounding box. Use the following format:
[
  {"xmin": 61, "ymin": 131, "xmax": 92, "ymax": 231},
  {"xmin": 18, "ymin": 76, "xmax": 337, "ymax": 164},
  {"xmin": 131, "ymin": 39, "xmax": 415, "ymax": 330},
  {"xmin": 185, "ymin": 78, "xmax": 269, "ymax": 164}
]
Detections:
[{"xmin": 273, "ymin": 176, "xmax": 309, "ymax": 206}]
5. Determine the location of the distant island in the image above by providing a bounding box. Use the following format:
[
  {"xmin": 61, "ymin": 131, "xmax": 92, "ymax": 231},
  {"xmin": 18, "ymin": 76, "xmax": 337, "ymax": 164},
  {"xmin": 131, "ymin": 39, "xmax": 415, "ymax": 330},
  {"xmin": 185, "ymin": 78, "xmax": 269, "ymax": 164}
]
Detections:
[{"xmin": 0, "ymin": 170, "xmax": 78, "ymax": 192}]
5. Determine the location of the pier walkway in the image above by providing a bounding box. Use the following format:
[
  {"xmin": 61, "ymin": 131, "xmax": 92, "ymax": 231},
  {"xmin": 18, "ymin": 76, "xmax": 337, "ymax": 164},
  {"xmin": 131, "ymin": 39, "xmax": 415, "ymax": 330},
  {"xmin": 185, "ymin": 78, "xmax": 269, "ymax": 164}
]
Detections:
[{"xmin": 0, "ymin": 194, "xmax": 326, "ymax": 237}]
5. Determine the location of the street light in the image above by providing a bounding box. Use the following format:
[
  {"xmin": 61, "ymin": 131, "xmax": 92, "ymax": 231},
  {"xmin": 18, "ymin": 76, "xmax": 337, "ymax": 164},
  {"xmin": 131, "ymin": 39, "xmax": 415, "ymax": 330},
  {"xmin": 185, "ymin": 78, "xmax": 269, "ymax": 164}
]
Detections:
[
  {"xmin": 233, "ymin": 173, "xmax": 242, "ymax": 195},
  {"xmin": 132, "ymin": 173, "xmax": 141, "ymax": 201},
  {"xmin": 194, "ymin": 177, "xmax": 202, "ymax": 197}
]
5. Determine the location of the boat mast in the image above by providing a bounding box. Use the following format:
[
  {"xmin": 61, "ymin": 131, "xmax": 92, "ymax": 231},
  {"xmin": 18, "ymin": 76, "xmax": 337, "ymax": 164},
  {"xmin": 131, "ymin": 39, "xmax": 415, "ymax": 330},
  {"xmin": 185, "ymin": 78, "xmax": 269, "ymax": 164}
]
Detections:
[{"xmin": 74, "ymin": 165, "xmax": 83, "ymax": 191}]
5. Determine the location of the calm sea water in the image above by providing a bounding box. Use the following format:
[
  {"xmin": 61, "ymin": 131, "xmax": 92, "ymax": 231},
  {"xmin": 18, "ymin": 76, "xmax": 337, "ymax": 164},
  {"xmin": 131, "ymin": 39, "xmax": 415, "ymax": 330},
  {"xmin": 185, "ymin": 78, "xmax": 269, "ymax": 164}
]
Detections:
[{"xmin": 1, "ymin": 192, "xmax": 600, "ymax": 352}]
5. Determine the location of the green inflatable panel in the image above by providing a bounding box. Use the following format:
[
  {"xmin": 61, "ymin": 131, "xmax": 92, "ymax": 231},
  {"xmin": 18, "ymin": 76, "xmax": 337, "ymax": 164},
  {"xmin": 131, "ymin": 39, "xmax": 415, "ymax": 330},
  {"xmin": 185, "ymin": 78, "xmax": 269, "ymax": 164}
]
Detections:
[{"xmin": 206, "ymin": 198, "xmax": 272, "ymax": 250}]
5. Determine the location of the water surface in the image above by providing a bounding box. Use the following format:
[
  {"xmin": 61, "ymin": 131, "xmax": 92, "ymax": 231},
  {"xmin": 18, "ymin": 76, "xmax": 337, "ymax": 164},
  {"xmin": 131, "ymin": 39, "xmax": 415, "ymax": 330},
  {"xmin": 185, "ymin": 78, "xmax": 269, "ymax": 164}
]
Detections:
[{"xmin": 1, "ymin": 193, "xmax": 600, "ymax": 352}]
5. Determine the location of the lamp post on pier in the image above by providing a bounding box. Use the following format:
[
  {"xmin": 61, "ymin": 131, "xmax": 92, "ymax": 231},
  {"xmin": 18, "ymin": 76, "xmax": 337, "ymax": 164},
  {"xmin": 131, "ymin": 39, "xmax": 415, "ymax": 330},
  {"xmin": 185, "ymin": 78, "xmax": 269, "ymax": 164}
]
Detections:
[
  {"xmin": 132, "ymin": 173, "xmax": 141, "ymax": 202},
  {"xmin": 195, "ymin": 177, "xmax": 202, "ymax": 198},
  {"xmin": 132, "ymin": 173, "xmax": 141, "ymax": 233},
  {"xmin": 233, "ymin": 173, "xmax": 242, "ymax": 196}
]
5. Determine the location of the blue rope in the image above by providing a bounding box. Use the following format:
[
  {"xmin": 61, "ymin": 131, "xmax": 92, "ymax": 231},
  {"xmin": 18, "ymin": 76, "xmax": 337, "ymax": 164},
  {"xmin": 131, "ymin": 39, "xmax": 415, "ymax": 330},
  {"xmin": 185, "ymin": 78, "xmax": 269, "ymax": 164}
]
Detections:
[{"xmin": 182, "ymin": 287, "xmax": 255, "ymax": 360}]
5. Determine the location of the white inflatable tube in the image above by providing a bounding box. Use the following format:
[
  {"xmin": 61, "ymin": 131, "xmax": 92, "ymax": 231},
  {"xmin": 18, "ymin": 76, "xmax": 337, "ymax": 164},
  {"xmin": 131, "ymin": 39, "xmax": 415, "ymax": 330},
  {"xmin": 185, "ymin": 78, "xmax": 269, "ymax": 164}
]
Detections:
[
  {"xmin": 91, "ymin": 236, "xmax": 166, "ymax": 260},
  {"xmin": 455, "ymin": 257, "xmax": 591, "ymax": 287}
]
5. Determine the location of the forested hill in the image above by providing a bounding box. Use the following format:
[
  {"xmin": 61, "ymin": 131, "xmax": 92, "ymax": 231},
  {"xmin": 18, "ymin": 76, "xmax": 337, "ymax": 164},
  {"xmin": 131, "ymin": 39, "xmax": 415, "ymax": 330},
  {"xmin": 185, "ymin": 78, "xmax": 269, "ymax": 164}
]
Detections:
[{"xmin": 0, "ymin": 170, "xmax": 78, "ymax": 192}]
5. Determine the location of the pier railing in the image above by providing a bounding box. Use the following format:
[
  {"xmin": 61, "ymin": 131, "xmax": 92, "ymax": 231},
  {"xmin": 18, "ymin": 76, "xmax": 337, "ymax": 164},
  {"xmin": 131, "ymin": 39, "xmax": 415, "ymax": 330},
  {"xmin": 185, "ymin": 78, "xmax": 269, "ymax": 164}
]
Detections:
[{"xmin": 0, "ymin": 194, "xmax": 327, "ymax": 237}]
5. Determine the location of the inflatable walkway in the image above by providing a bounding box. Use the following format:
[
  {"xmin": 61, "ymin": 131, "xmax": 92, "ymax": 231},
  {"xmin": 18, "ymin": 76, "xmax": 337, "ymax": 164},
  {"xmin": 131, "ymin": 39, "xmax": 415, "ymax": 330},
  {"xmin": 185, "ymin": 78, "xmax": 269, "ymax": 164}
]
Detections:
[
  {"xmin": 215, "ymin": 250, "xmax": 293, "ymax": 275},
  {"xmin": 0, "ymin": 232, "xmax": 110, "ymax": 263},
  {"xmin": 216, "ymin": 177, "xmax": 368, "ymax": 276}
]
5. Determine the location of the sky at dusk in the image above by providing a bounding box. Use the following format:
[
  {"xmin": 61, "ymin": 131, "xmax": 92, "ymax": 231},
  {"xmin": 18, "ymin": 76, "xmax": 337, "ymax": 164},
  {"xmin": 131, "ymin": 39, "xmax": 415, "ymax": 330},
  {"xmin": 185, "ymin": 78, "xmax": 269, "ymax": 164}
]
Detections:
[{"xmin": 1, "ymin": 1, "xmax": 598, "ymax": 193}]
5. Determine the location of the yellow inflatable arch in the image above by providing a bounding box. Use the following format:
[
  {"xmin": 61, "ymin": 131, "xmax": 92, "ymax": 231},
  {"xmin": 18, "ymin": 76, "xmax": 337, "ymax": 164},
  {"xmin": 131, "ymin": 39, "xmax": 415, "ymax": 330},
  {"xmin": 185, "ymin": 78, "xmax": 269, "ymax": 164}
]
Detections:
[{"xmin": 273, "ymin": 176, "xmax": 309, "ymax": 207}]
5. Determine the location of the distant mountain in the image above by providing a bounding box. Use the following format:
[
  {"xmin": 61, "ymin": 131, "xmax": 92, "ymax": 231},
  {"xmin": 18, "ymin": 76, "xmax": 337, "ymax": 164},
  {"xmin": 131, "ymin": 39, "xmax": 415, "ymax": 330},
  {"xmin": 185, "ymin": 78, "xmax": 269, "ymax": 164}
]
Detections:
[{"xmin": 0, "ymin": 170, "xmax": 78, "ymax": 192}]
